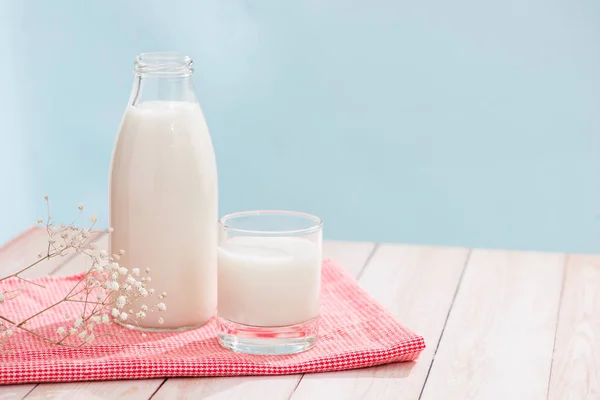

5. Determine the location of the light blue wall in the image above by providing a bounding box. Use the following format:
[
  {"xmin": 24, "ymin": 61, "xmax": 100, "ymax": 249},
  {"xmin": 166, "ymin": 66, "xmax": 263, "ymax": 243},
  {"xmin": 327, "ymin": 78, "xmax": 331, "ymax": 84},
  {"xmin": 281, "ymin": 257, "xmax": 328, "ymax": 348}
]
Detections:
[{"xmin": 1, "ymin": 0, "xmax": 599, "ymax": 253}]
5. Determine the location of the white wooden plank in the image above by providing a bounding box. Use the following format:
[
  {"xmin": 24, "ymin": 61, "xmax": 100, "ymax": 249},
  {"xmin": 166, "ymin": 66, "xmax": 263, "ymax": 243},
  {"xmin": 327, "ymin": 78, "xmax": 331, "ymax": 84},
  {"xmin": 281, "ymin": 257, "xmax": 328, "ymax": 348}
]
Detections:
[
  {"xmin": 420, "ymin": 249, "xmax": 565, "ymax": 400},
  {"xmin": 152, "ymin": 241, "xmax": 376, "ymax": 400},
  {"xmin": 291, "ymin": 244, "xmax": 469, "ymax": 400},
  {"xmin": 548, "ymin": 254, "xmax": 600, "ymax": 399},
  {"xmin": 23, "ymin": 380, "xmax": 164, "ymax": 400}
]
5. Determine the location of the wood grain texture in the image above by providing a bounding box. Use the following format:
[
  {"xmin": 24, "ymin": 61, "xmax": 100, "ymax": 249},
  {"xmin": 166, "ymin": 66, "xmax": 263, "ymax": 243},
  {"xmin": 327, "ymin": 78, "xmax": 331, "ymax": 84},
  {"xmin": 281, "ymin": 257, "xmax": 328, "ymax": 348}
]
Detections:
[
  {"xmin": 548, "ymin": 254, "xmax": 600, "ymax": 400},
  {"xmin": 291, "ymin": 244, "xmax": 470, "ymax": 400},
  {"xmin": 152, "ymin": 241, "xmax": 376, "ymax": 400},
  {"xmin": 420, "ymin": 249, "xmax": 565, "ymax": 400}
]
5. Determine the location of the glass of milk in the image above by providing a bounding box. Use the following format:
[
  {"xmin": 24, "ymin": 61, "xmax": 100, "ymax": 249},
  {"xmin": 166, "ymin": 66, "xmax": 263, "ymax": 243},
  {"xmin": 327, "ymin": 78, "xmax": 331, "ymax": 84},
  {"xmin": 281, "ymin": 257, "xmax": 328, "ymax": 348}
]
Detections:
[{"xmin": 217, "ymin": 210, "xmax": 323, "ymax": 355}]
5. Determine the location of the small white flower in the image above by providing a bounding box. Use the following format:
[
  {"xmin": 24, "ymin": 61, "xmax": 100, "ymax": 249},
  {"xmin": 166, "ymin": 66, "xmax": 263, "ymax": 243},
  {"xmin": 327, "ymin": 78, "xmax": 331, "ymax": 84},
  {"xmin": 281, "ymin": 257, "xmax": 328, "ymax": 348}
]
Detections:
[
  {"xmin": 5, "ymin": 329, "xmax": 13, "ymax": 336},
  {"xmin": 78, "ymin": 204, "xmax": 84, "ymax": 211},
  {"xmin": 99, "ymin": 250, "xmax": 108, "ymax": 259},
  {"xmin": 96, "ymin": 292, "xmax": 105, "ymax": 301},
  {"xmin": 37, "ymin": 218, "xmax": 43, "ymax": 224},
  {"xmin": 118, "ymin": 267, "xmax": 127, "ymax": 276},
  {"xmin": 74, "ymin": 318, "xmax": 83, "ymax": 328},
  {"xmin": 65, "ymin": 314, "xmax": 71, "ymax": 320},
  {"xmin": 108, "ymin": 281, "xmax": 119, "ymax": 291},
  {"xmin": 90, "ymin": 214, "xmax": 98, "ymax": 223},
  {"xmin": 145, "ymin": 277, "xmax": 151, "ymax": 283},
  {"xmin": 131, "ymin": 268, "xmax": 140, "ymax": 276},
  {"xmin": 101, "ymin": 314, "xmax": 110, "ymax": 324},
  {"xmin": 158, "ymin": 317, "xmax": 164, "ymax": 325},
  {"xmin": 112, "ymin": 254, "xmax": 121, "ymax": 261},
  {"xmin": 88, "ymin": 323, "xmax": 95, "ymax": 331},
  {"xmin": 106, "ymin": 262, "xmax": 118, "ymax": 271},
  {"xmin": 78, "ymin": 331, "xmax": 87, "ymax": 339},
  {"xmin": 56, "ymin": 327, "xmax": 66, "ymax": 335},
  {"xmin": 161, "ymin": 292, "xmax": 167, "ymax": 297},
  {"xmin": 91, "ymin": 316, "xmax": 101, "ymax": 324},
  {"xmin": 138, "ymin": 288, "xmax": 148, "ymax": 297},
  {"xmin": 145, "ymin": 268, "xmax": 151, "ymax": 273},
  {"xmin": 119, "ymin": 312, "xmax": 128, "ymax": 321},
  {"xmin": 126, "ymin": 276, "xmax": 136, "ymax": 285},
  {"xmin": 148, "ymin": 288, "xmax": 155, "ymax": 295},
  {"xmin": 94, "ymin": 265, "xmax": 104, "ymax": 274},
  {"xmin": 116, "ymin": 295, "xmax": 126, "ymax": 309},
  {"xmin": 141, "ymin": 305, "xmax": 148, "ymax": 312},
  {"xmin": 141, "ymin": 333, "xmax": 147, "ymax": 338},
  {"xmin": 110, "ymin": 272, "xmax": 118, "ymax": 281},
  {"xmin": 0, "ymin": 293, "xmax": 5, "ymax": 304},
  {"xmin": 134, "ymin": 281, "xmax": 142, "ymax": 289},
  {"xmin": 69, "ymin": 328, "xmax": 77, "ymax": 335},
  {"xmin": 136, "ymin": 311, "xmax": 146, "ymax": 319},
  {"xmin": 111, "ymin": 308, "xmax": 120, "ymax": 317},
  {"xmin": 106, "ymin": 227, "xmax": 114, "ymax": 233},
  {"xmin": 157, "ymin": 303, "xmax": 167, "ymax": 312},
  {"xmin": 118, "ymin": 249, "xmax": 125, "ymax": 256}
]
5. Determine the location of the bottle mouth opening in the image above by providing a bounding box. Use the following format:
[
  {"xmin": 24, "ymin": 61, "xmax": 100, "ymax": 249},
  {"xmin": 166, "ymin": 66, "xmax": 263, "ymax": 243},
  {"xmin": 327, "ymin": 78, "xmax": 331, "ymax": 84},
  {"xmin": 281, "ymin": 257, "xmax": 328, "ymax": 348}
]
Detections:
[{"xmin": 134, "ymin": 52, "xmax": 193, "ymax": 77}]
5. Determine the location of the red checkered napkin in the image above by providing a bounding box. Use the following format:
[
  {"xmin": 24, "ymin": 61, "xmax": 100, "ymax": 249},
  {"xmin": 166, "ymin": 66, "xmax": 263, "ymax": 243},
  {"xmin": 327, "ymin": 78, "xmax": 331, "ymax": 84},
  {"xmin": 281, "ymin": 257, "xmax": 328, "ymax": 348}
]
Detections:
[{"xmin": 0, "ymin": 260, "xmax": 425, "ymax": 384}]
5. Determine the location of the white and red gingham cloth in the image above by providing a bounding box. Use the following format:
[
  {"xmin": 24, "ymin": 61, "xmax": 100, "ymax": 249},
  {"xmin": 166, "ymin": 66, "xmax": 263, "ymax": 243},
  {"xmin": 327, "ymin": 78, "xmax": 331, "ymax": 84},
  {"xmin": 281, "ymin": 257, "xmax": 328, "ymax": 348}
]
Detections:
[{"xmin": 0, "ymin": 259, "xmax": 425, "ymax": 384}]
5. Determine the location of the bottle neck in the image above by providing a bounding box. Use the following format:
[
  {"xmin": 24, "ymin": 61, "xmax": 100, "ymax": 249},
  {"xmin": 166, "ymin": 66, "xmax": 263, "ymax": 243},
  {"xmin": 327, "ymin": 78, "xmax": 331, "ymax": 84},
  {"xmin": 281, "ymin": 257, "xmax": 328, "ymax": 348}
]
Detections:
[{"xmin": 129, "ymin": 53, "xmax": 197, "ymax": 106}]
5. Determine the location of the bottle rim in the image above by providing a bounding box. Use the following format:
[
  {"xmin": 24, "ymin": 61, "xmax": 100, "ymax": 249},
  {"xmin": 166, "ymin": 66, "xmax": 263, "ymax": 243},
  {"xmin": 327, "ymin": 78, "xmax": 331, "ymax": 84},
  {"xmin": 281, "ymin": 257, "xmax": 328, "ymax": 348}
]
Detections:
[{"xmin": 134, "ymin": 52, "xmax": 193, "ymax": 77}]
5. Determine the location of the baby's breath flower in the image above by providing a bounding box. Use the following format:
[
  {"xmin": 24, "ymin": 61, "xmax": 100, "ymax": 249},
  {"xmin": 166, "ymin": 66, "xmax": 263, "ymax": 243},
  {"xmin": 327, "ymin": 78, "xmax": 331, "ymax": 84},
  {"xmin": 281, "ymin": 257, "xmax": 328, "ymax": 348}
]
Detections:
[
  {"xmin": 96, "ymin": 292, "xmax": 105, "ymax": 301},
  {"xmin": 78, "ymin": 331, "xmax": 87, "ymax": 339},
  {"xmin": 110, "ymin": 272, "xmax": 118, "ymax": 281},
  {"xmin": 78, "ymin": 204, "xmax": 84, "ymax": 211},
  {"xmin": 0, "ymin": 293, "xmax": 5, "ymax": 304},
  {"xmin": 141, "ymin": 305, "xmax": 148, "ymax": 312},
  {"xmin": 119, "ymin": 312, "xmax": 128, "ymax": 321},
  {"xmin": 161, "ymin": 292, "xmax": 167, "ymax": 297},
  {"xmin": 99, "ymin": 250, "xmax": 108, "ymax": 259},
  {"xmin": 65, "ymin": 314, "xmax": 71, "ymax": 320},
  {"xmin": 5, "ymin": 329, "xmax": 13, "ymax": 337},
  {"xmin": 116, "ymin": 296, "xmax": 126, "ymax": 309},
  {"xmin": 37, "ymin": 218, "xmax": 43, "ymax": 224},
  {"xmin": 126, "ymin": 276, "xmax": 136, "ymax": 285},
  {"xmin": 157, "ymin": 303, "xmax": 167, "ymax": 312},
  {"xmin": 90, "ymin": 215, "xmax": 97, "ymax": 224},
  {"xmin": 118, "ymin": 267, "xmax": 127, "ymax": 276},
  {"xmin": 74, "ymin": 318, "xmax": 83, "ymax": 328},
  {"xmin": 101, "ymin": 314, "xmax": 110, "ymax": 324},
  {"xmin": 56, "ymin": 327, "xmax": 66, "ymax": 335},
  {"xmin": 131, "ymin": 268, "xmax": 140, "ymax": 276},
  {"xmin": 107, "ymin": 262, "xmax": 118, "ymax": 271},
  {"xmin": 108, "ymin": 281, "xmax": 119, "ymax": 291},
  {"xmin": 139, "ymin": 288, "xmax": 148, "ymax": 297},
  {"xmin": 145, "ymin": 268, "xmax": 151, "ymax": 273},
  {"xmin": 158, "ymin": 317, "xmax": 164, "ymax": 325},
  {"xmin": 118, "ymin": 250, "xmax": 125, "ymax": 256},
  {"xmin": 111, "ymin": 308, "xmax": 120, "ymax": 317},
  {"xmin": 136, "ymin": 311, "xmax": 146, "ymax": 319},
  {"xmin": 134, "ymin": 281, "xmax": 142, "ymax": 289},
  {"xmin": 91, "ymin": 316, "xmax": 101, "ymax": 324},
  {"xmin": 148, "ymin": 288, "xmax": 155, "ymax": 295},
  {"xmin": 112, "ymin": 254, "xmax": 121, "ymax": 261},
  {"xmin": 69, "ymin": 328, "xmax": 77, "ymax": 335},
  {"xmin": 141, "ymin": 333, "xmax": 147, "ymax": 338},
  {"xmin": 106, "ymin": 227, "xmax": 114, "ymax": 233}
]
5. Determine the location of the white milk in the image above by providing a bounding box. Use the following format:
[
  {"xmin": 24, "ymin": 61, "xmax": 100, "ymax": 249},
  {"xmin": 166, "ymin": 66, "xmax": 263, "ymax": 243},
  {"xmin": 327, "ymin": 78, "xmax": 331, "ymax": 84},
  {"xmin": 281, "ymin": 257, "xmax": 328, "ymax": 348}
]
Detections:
[
  {"xmin": 110, "ymin": 101, "xmax": 218, "ymax": 330},
  {"xmin": 218, "ymin": 236, "xmax": 322, "ymax": 327}
]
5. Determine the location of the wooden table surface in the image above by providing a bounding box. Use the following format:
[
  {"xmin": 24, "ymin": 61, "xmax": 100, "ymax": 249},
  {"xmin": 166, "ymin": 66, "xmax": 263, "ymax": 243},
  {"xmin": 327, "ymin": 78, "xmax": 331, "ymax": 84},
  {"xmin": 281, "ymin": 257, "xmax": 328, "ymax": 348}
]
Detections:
[{"xmin": 0, "ymin": 228, "xmax": 598, "ymax": 399}]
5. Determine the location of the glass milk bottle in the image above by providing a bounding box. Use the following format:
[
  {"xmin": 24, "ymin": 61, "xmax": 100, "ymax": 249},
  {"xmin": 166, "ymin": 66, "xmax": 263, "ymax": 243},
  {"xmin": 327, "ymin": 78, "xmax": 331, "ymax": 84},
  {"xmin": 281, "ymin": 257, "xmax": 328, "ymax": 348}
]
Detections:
[{"xmin": 110, "ymin": 53, "xmax": 217, "ymax": 331}]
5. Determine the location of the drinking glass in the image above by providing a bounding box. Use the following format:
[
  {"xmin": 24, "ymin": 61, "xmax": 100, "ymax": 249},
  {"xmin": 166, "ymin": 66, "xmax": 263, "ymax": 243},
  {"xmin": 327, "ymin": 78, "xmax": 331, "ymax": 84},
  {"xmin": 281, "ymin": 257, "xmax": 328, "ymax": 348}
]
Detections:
[{"xmin": 217, "ymin": 210, "xmax": 323, "ymax": 355}]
